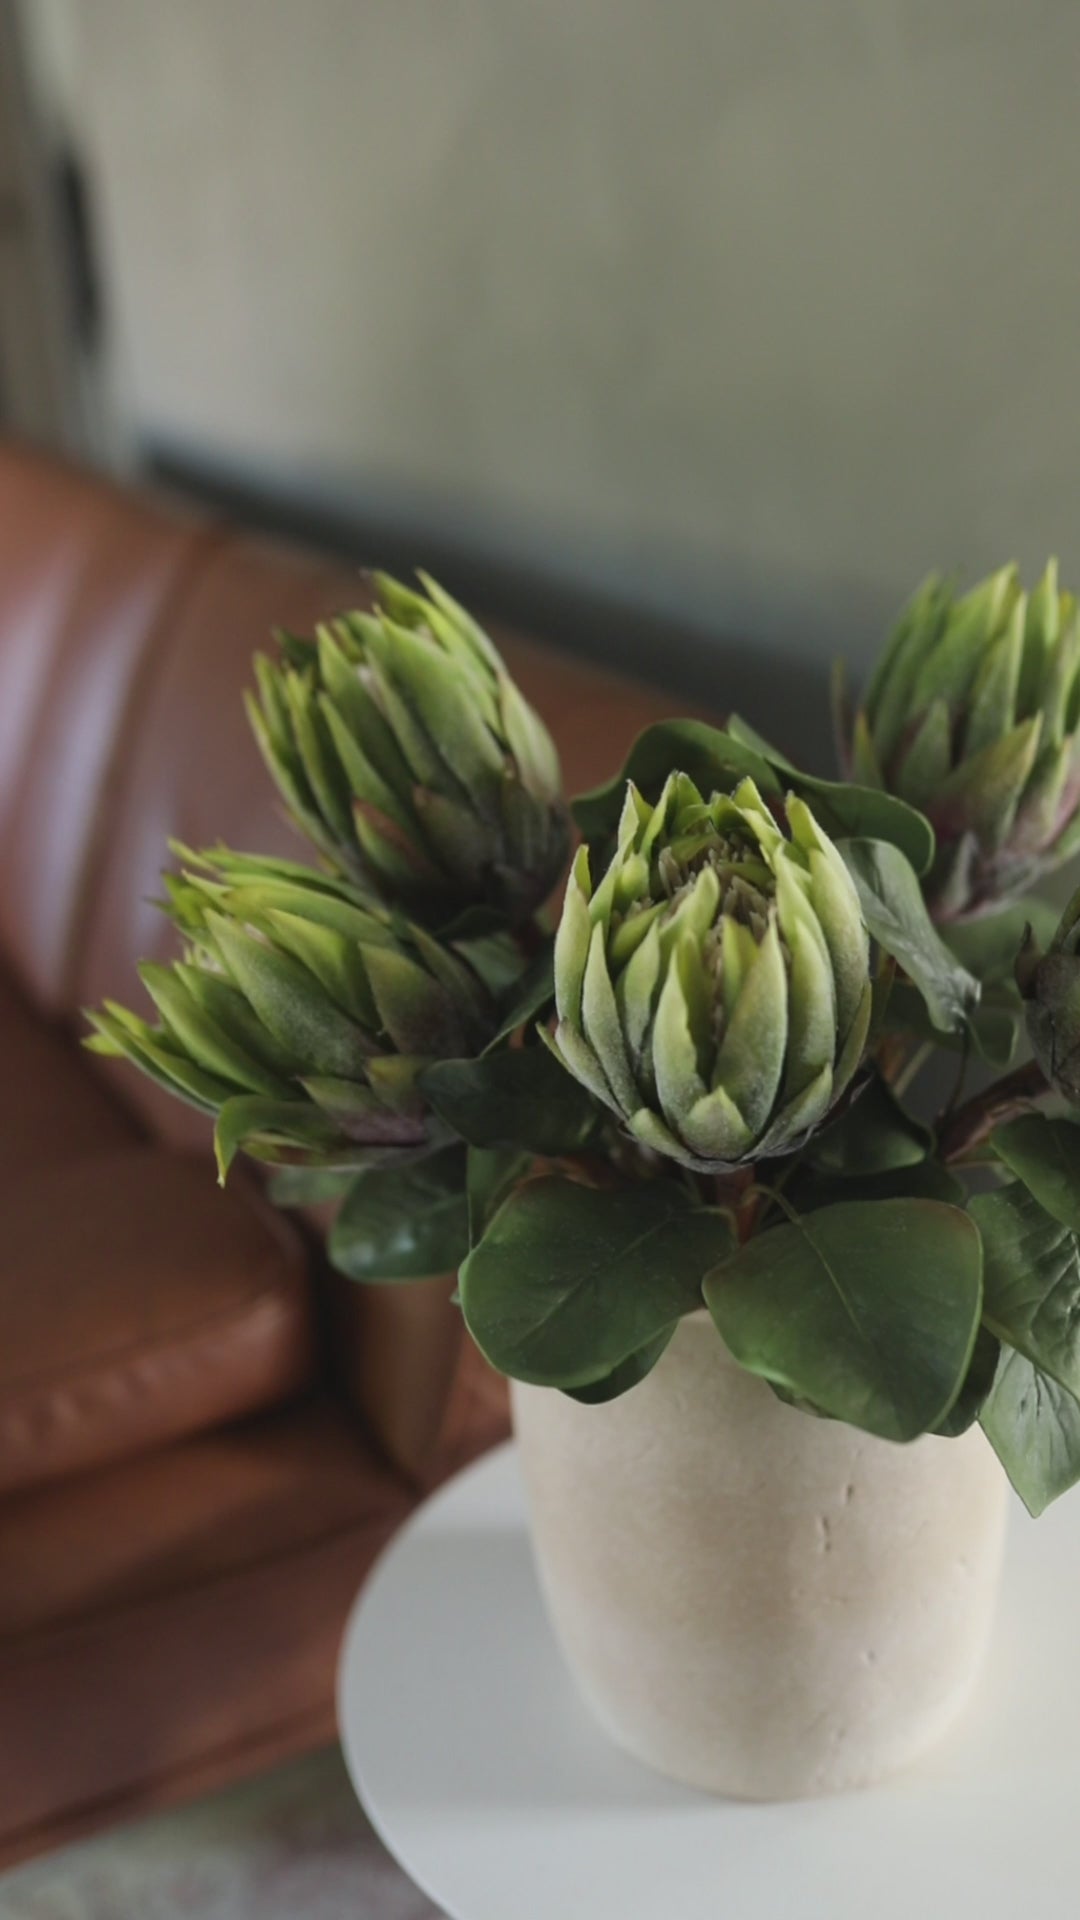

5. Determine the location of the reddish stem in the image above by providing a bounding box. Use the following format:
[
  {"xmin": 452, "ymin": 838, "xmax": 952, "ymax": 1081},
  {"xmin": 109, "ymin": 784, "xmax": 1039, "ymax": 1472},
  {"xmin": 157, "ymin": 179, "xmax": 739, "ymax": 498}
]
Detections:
[{"xmin": 938, "ymin": 1059, "xmax": 1050, "ymax": 1164}]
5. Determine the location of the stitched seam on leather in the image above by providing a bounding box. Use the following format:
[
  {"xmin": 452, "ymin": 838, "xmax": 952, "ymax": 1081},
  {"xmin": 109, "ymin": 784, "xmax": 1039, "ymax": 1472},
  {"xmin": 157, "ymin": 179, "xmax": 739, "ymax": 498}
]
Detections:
[{"xmin": 58, "ymin": 515, "xmax": 233, "ymax": 1010}]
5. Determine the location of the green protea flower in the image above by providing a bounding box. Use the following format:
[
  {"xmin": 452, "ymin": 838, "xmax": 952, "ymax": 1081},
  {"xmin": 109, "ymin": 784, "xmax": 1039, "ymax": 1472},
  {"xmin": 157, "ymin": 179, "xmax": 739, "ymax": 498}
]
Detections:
[
  {"xmin": 246, "ymin": 573, "xmax": 569, "ymax": 928},
  {"xmin": 548, "ymin": 773, "xmax": 873, "ymax": 1172},
  {"xmin": 85, "ymin": 847, "xmax": 498, "ymax": 1177},
  {"xmin": 1016, "ymin": 886, "xmax": 1080, "ymax": 1104},
  {"xmin": 851, "ymin": 561, "xmax": 1080, "ymax": 921}
]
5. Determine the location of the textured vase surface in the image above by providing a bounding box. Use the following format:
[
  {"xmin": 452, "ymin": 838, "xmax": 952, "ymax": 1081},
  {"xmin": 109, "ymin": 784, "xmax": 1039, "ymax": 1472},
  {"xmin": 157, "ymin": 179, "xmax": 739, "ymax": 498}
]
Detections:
[{"xmin": 512, "ymin": 1311, "xmax": 1009, "ymax": 1800}]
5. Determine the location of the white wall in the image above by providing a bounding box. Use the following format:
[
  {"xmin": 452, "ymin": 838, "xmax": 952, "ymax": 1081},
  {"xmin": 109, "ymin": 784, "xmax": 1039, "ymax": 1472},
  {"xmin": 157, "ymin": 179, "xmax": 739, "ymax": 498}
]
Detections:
[{"xmin": 32, "ymin": 0, "xmax": 1080, "ymax": 670}]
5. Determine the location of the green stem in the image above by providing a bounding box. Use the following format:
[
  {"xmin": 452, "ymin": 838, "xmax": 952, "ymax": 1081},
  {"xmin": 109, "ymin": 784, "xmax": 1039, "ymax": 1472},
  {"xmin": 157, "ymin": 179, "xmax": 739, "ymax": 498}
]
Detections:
[{"xmin": 892, "ymin": 1041, "xmax": 934, "ymax": 1099}]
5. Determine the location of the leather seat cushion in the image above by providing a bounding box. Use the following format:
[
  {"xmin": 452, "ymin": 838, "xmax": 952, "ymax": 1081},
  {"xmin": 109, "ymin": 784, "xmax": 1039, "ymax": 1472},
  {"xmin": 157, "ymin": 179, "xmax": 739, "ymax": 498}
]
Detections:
[
  {"xmin": 0, "ymin": 1147, "xmax": 319, "ymax": 1496},
  {"xmin": 0, "ymin": 1397, "xmax": 411, "ymax": 1857},
  {"xmin": 0, "ymin": 965, "xmax": 138, "ymax": 1171}
]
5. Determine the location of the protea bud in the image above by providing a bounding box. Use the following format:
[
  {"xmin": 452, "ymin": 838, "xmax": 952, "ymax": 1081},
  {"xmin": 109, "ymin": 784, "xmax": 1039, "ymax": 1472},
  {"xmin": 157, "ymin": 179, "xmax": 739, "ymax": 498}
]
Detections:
[
  {"xmin": 851, "ymin": 561, "xmax": 1080, "ymax": 920},
  {"xmin": 85, "ymin": 847, "xmax": 498, "ymax": 1175},
  {"xmin": 548, "ymin": 773, "xmax": 873, "ymax": 1172},
  {"xmin": 1016, "ymin": 887, "xmax": 1080, "ymax": 1104},
  {"xmin": 246, "ymin": 573, "xmax": 570, "ymax": 928}
]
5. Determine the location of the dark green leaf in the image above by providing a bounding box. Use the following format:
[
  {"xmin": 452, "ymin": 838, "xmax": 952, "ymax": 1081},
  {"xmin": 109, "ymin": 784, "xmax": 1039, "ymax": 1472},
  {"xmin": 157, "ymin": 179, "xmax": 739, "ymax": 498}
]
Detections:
[
  {"xmin": 970, "ymin": 1182, "xmax": 1080, "ymax": 1393},
  {"xmin": 267, "ymin": 1166, "xmax": 361, "ymax": 1207},
  {"xmin": 945, "ymin": 897, "xmax": 1061, "ymax": 987},
  {"xmin": 806, "ymin": 1074, "xmax": 930, "ymax": 1176},
  {"xmin": 438, "ymin": 905, "xmax": 515, "ymax": 941},
  {"xmin": 329, "ymin": 1145, "xmax": 469, "ymax": 1281},
  {"xmin": 571, "ymin": 721, "xmax": 779, "ymax": 844},
  {"xmin": 563, "ymin": 1326, "xmax": 677, "ymax": 1404},
  {"xmin": 460, "ymin": 1177, "xmax": 730, "ymax": 1388},
  {"xmin": 467, "ymin": 1144, "xmax": 530, "ymax": 1243},
  {"xmin": 884, "ymin": 978, "xmax": 1020, "ymax": 1066},
  {"xmin": 990, "ymin": 1114, "xmax": 1080, "ymax": 1232},
  {"xmin": 726, "ymin": 714, "xmax": 935, "ymax": 875},
  {"xmin": 421, "ymin": 1045, "xmax": 600, "ymax": 1154},
  {"xmin": 980, "ymin": 1347, "xmax": 1080, "ymax": 1516},
  {"xmin": 786, "ymin": 1155, "xmax": 965, "ymax": 1214},
  {"xmin": 934, "ymin": 1325, "xmax": 1001, "ymax": 1436},
  {"xmin": 704, "ymin": 1199, "xmax": 983, "ymax": 1442},
  {"xmin": 839, "ymin": 838, "xmax": 979, "ymax": 1033},
  {"xmin": 489, "ymin": 945, "xmax": 555, "ymax": 1045}
]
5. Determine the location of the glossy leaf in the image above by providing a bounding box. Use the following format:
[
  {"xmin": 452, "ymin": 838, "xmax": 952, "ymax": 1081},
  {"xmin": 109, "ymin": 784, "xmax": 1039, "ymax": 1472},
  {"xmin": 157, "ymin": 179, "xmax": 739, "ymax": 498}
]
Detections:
[
  {"xmin": 990, "ymin": 1114, "xmax": 1080, "ymax": 1233},
  {"xmin": 806, "ymin": 1073, "xmax": 930, "ymax": 1176},
  {"xmin": 945, "ymin": 896, "xmax": 1061, "ymax": 986},
  {"xmin": 934, "ymin": 1325, "xmax": 1001, "ymax": 1437},
  {"xmin": 329, "ymin": 1145, "xmax": 469, "ymax": 1281},
  {"xmin": 571, "ymin": 721, "xmax": 778, "ymax": 844},
  {"xmin": 267, "ymin": 1166, "xmax": 361, "ymax": 1207},
  {"xmin": 884, "ymin": 978, "xmax": 1020, "ymax": 1066},
  {"xmin": 563, "ymin": 1326, "xmax": 677, "ymax": 1404},
  {"xmin": 726, "ymin": 714, "xmax": 935, "ymax": 875},
  {"xmin": 838, "ymin": 838, "xmax": 979, "ymax": 1033},
  {"xmin": 971, "ymin": 1182, "xmax": 1080, "ymax": 1393},
  {"xmin": 488, "ymin": 947, "xmax": 556, "ymax": 1046},
  {"xmin": 980, "ymin": 1347, "xmax": 1080, "ymax": 1516},
  {"xmin": 785, "ymin": 1155, "xmax": 964, "ymax": 1215},
  {"xmin": 466, "ymin": 1144, "xmax": 530, "ymax": 1243},
  {"xmin": 421, "ymin": 1045, "xmax": 600, "ymax": 1154},
  {"xmin": 704, "ymin": 1198, "xmax": 983, "ymax": 1442},
  {"xmin": 460, "ymin": 1177, "xmax": 730, "ymax": 1387}
]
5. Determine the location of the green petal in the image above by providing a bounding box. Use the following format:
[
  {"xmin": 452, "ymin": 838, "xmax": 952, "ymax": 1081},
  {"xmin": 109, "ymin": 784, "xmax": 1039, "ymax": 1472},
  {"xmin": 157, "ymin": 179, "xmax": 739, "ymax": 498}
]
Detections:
[
  {"xmin": 786, "ymin": 798, "xmax": 870, "ymax": 1047},
  {"xmin": 264, "ymin": 910, "xmax": 378, "ymax": 1027},
  {"xmin": 138, "ymin": 962, "xmax": 291, "ymax": 1098},
  {"xmin": 936, "ymin": 714, "xmax": 1043, "ymax": 850},
  {"xmin": 652, "ymin": 941, "xmax": 708, "ymax": 1130},
  {"xmin": 894, "ymin": 698, "xmax": 952, "ymax": 807},
  {"xmin": 774, "ymin": 865, "xmax": 837, "ymax": 1098},
  {"xmin": 656, "ymin": 864, "xmax": 721, "ymax": 961},
  {"xmin": 581, "ymin": 921, "xmax": 638, "ymax": 1112},
  {"xmin": 832, "ymin": 979, "xmax": 873, "ymax": 1097},
  {"xmin": 319, "ymin": 696, "xmax": 417, "ymax": 837},
  {"xmin": 615, "ymin": 918, "xmax": 663, "ymax": 1070},
  {"xmin": 497, "ymin": 670, "xmax": 563, "ymax": 804},
  {"xmin": 755, "ymin": 1061, "xmax": 834, "ymax": 1158},
  {"xmin": 554, "ymin": 846, "xmax": 593, "ymax": 1026},
  {"xmin": 283, "ymin": 671, "xmax": 357, "ymax": 849},
  {"xmin": 628, "ymin": 1106, "xmax": 703, "ymax": 1166},
  {"xmin": 869, "ymin": 576, "xmax": 951, "ymax": 766},
  {"xmin": 912, "ymin": 565, "xmax": 1020, "ymax": 713},
  {"xmin": 720, "ymin": 916, "xmax": 759, "ymax": 1024},
  {"xmin": 208, "ymin": 913, "xmax": 372, "ymax": 1079},
  {"xmin": 361, "ymin": 943, "xmax": 468, "ymax": 1057},
  {"xmin": 711, "ymin": 918, "xmax": 787, "ymax": 1138},
  {"xmin": 962, "ymin": 606, "xmax": 1023, "ymax": 758},
  {"xmin": 368, "ymin": 617, "xmax": 505, "ymax": 810},
  {"xmin": 547, "ymin": 1020, "xmax": 621, "ymax": 1113}
]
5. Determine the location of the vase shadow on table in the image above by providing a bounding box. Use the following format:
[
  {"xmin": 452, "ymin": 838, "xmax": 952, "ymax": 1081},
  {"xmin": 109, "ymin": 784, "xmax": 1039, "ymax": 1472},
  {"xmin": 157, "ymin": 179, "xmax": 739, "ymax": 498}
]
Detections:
[{"xmin": 355, "ymin": 1525, "xmax": 716, "ymax": 1819}]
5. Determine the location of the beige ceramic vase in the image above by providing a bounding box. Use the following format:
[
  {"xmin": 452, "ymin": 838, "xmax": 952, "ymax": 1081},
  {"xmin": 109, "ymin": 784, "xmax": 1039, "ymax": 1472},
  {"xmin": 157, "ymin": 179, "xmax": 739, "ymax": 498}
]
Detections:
[{"xmin": 512, "ymin": 1311, "xmax": 1009, "ymax": 1800}]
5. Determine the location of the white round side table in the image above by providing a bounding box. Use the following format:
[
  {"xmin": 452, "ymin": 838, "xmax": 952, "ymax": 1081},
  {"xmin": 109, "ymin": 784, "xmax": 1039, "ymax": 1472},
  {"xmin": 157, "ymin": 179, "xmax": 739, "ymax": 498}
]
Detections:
[{"xmin": 338, "ymin": 1441, "xmax": 1078, "ymax": 1920}]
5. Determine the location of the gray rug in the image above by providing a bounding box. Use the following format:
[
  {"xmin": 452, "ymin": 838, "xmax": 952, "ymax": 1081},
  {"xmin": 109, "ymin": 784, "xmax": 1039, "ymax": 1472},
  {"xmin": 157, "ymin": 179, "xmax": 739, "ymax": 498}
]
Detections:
[{"xmin": 0, "ymin": 1748, "xmax": 439, "ymax": 1919}]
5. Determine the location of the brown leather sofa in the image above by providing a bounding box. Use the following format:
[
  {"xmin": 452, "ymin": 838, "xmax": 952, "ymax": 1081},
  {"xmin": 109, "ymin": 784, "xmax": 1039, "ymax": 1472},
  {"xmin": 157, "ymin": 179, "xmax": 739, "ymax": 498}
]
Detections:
[{"xmin": 0, "ymin": 440, "xmax": 691, "ymax": 1866}]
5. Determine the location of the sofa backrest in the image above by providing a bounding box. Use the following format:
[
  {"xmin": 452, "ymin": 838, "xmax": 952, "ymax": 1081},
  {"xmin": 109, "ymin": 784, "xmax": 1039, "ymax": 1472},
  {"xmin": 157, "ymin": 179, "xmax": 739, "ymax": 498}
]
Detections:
[{"xmin": 0, "ymin": 444, "xmax": 206, "ymax": 1012}]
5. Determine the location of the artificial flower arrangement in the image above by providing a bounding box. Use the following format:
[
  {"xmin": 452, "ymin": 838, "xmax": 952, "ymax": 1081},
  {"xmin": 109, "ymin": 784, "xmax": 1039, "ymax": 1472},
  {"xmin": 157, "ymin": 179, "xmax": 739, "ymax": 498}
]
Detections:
[{"xmin": 89, "ymin": 562, "xmax": 1080, "ymax": 1520}]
